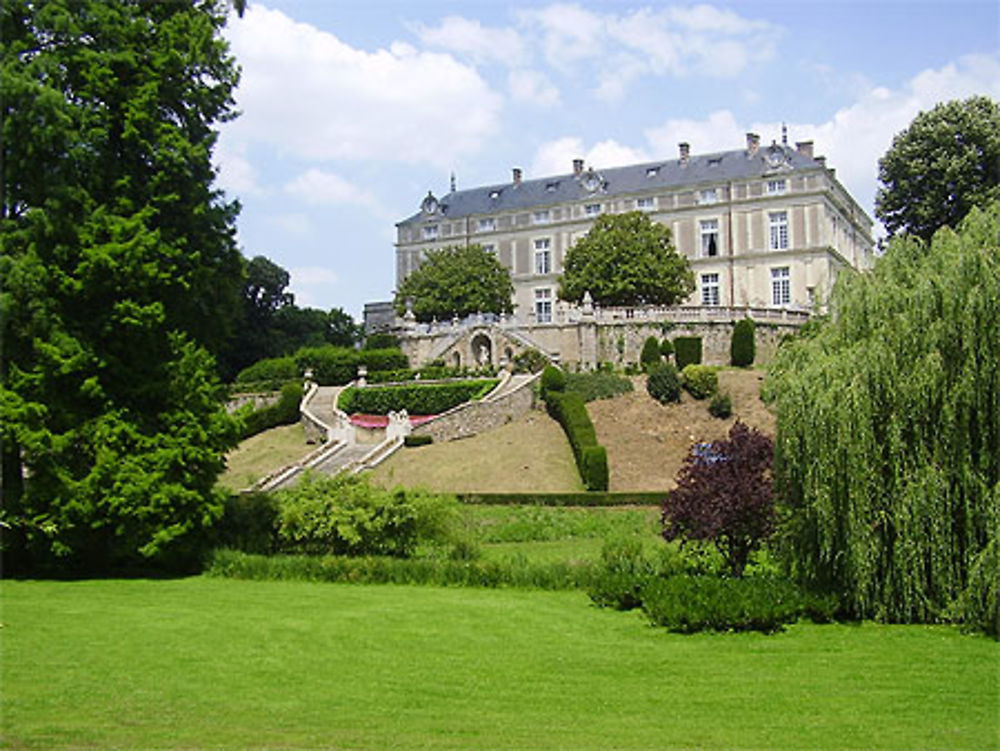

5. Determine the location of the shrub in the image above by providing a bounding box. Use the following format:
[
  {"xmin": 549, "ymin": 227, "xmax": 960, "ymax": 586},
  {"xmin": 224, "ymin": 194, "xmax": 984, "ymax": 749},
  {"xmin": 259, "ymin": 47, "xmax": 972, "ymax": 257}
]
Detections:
[
  {"xmin": 663, "ymin": 422, "xmax": 774, "ymax": 577},
  {"xmin": 564, "ymin": 371, "xmax": 633, "ymax": 402},
  {"xmin": 659, "ymin": 338, "xmax": 674, "ymax": 360},
  {"xmin": 338, "ymin": 379, "xmax": 497, "ymax": 415},
  {"xmin": 587, "ymin": 537, "xmax": 656, "ymax": 610},
  {"xmin": 359, "ymin": 348, "xmax": 409, "ymax": 373},
  {"xmin": 274, "ymin": 474, "xmax": 459, "ymax": 557},
  {"xmin": 641, "ymin": 575, "xmax": 803, "ymax": 633},
  {"xmin": 730, "ymin": 318, "xmax": 756, "ymax": 367},
  {"xmin": 646, "ymin": 362, "xmax": 681, "ymax": 404},
  {"xmin": 680, "ymin": 364, "xmax": 718, "ymax": 400},
  {"xmin": 673, "ymin": 336, "xmax": 702, "ymax": 370},
  {"xmin": 239, "ymin": 382, "xmax": 302, "ymax": 439},
  {"xmin": 709, "ymin": 391, "xmax": 733, "ymax": 419},
  {"xmin": 404, "ymin": 434, "xmax": 433, "ymax": 447},
  {"xmin": 214, "ymin": 492, "xmax": 280, "ymax": 554},
  {"xmin": 294, "ymin": 345, "xmax": 358, "ymax": 386},
  {"xmin": 581, "ymin": 445, "xmax": 609, "ymax": 492},
  {"xmin": 364, "ymin": 333, "xmax": 399, "ymax": 350},
  {"xmin": 543, "ymin": 390, "xmax": 608, "ymax": 491},
  {"xmin": 513, "ymin": 348, "xmax": 549, "ymax": 374},
  {"xmin": 540, "ymin": 365, "xmax": 567, "ymax": 397},
  {"xmin": 640, "ymin": 336, "xmax": 662, "ymax": 371},
  {"xmin": 234, "ymin": 356, "xmax": 299, "ymax": 388}
]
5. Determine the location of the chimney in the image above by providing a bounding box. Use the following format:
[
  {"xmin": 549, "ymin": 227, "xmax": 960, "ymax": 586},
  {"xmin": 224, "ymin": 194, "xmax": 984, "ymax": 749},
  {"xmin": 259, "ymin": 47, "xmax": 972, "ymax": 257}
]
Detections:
[
  {"xmin": 796, "ymin": 141, "xmax": 814, "ymax": 159},
  {"xmin": 746, "ymin": 132, "xmax": 760, "ymax": 156},
  {"xmin": 572, "ymin": 158, "xmax": 584, "ymax": 176},
  {"xmin": 512, "ymin": 167, "xmax": 522, "ymax": 185},
  {"xmin": 679, "ymin": 142, "xmax": 690, "ymax": 165}
]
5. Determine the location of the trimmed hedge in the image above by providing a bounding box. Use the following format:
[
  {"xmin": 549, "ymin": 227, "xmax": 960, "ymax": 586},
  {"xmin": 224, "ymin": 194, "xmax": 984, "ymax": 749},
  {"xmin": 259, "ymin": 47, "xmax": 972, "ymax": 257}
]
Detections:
[
  {"xmin": 238, "ymin": 382, "xmax": 302, "ymax": 439},
  {"xmin": 673, "ymin": 336, "xmax": 702, "ymax": 370},
  {"xmin": 234, "ymin": 356, "xmax": 299, "ymax": 388},
  {"xmin": 640, "ymin": 336, "xmax": 662, "ymax": 370},
  {"xmin": 646, "ymin": 362, "xmax": 681, "ymax": 404},
  {"xmin": 456, "ymin": 492, "xmax": 664, "ymax": 506},
  {"xmin": 543, "ymin": 390, "xmax": 608, "ymax": 491},
  {"xmin": 338, "ymin": 379, "xmax": 498, "ymax": 415},
  {"xmin": 659, "ymin": 338, "xmax": 674, "ymax": 359},
  {"xmin": 364, "ymin": 333, "xmax": 399, "ymax": 350},
  {"xmin": 540, "ymin": 365, "xmax": 566, "ymax": 397},
  {"xmin": 293, "ymin": 346, "xmax": 409, "ymax": 386},
  {"xmin": 730, "ymin": 318, "xmax": 756, "ymax": 366},
  {"xmin": 359, "ymin": 348, "xmax": 410, "ymax": 373},
  {"xmin": 680, "ymin": 364, "xmax": 718, "ymax": 399},
  {"xmin": 404, "ymin": 434, "xmax": 433, "ymax": 447}
]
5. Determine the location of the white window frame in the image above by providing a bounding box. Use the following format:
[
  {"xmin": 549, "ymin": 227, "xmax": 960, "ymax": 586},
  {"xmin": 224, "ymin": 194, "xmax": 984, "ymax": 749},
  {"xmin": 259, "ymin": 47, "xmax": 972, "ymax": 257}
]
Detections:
[
  {"xmin": 769, "ymin": 211, "xmax": 788, "ymax": 251},
  {"xmin": 698, "ymin": 188, "xmax": 718, "ymax": 205},
  {"xmin": 477, "ymin": 217, "xmax": 496, "ymax": 232},
  {"xmin": 766, "ymin": 178, "xmax": 787, "ymax": 195},
  {"xmin": 534, "ymin": 237, "xmax": 552, "ymax": 275},
  {"xmin": 700, "ymin": 218, "xmax": 720, "ymax": 258},
  {"xmin": 422, "ymin": 224, "xmax": 439, "ymax": 240},
  {"xmin": 701, "ymin": 273, "xmax": 720, "ymax": 306},
  {"xmin": 584, "ymin": 202, "xmax": 602, "ymax": 217},
  {"xmin": 532, "ymin": 209, "xmax": 551, "ymax": 225},
  {"xmin": 534, "ymin": 288, "xmax": 552, "ymax": 323},
  {"xmin": 636, "ymin": 196, "xmax": 655, "ymax": 211},
  {"xmin": 771, "ymin": 266, "xmax": 790, "ymax": 306}
]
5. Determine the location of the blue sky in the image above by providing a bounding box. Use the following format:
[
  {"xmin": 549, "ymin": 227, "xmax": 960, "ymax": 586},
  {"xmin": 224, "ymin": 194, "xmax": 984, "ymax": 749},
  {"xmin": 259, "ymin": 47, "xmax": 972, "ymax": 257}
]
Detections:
[{"xmin": 214, "ymin": 0, "xmax": 1000, "ymax": 319}]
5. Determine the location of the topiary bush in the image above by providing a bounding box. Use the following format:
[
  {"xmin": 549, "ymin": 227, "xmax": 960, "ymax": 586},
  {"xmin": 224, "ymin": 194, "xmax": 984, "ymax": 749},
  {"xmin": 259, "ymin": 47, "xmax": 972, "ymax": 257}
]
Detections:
[
  {"xmin": 730, "ymin": 318, "xmax": 756, "ymax": 367},
  {"xmin": 581, "ymin": 445, "xmax": 609, "ymax": 492},
  {"xmin": 673, "ymin": 336, "xmax": 702, "ymax": 370},
  {"xmin": 659, "ymin": 338, "xmax": 674, "ymax": 361},
  {"xmin": 640, "ymin": 336, "xmax": 662, "ymax": 371},
  {"xmin": 709, "ymin": 391, "xmax": 733, "ymax": 419},
  {"xmin": 543, "ymin": 390, "xmax": 609, "ymax": 491},
  {"xmin": 403, "ymin": 434, "xmax": 433, "ymax": 447},
  {"xmin": 646, "ymin": 362, "xmax": 681, "ymax": 404},
  {"xmin": 540, "ymin": 365, "xmax": 567, "ymax": 397},
  {"xmin": 680, "ymin": 364, "xmax": 718, "ymax": 400}
]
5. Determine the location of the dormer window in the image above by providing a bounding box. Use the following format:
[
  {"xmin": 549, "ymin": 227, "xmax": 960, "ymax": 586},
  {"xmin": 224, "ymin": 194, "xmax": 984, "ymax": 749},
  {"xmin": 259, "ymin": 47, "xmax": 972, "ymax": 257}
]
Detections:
[
  {"xmin": 708, "ymin": 157, "xmax": 722, "ymax": 167},
  {"xmin": 489, "ymin": 189, "xmax": 502, "ymax": 200},
  {"xmin": 546, "ymin": 181, "xmax": 560, "ymax": 192},
  {"xmin": 422, "ymin": 225, "xmax": 439, "ymax": 240},
  {"xmin": 478, "ymin": 217, "xmax": 495, "ymax": 232},
  {"xmin": 646, "ymin": 166, "xmax": 660, "ymax": 178}
]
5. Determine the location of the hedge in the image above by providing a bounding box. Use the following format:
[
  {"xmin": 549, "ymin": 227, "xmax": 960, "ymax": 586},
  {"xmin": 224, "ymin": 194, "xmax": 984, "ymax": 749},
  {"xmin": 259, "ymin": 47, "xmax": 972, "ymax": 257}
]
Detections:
[
  {"xmin": 673, "ymin": 336, "xmax": 702, "ymax": 370},
  {"xmin": 640, "ymin": 336, "xmax": 662, "ymax": 370},
  {"xmin": 292, "ymin": 346, "xmax": 410, "ymax": 386},
  {"xmin": 730, "ymin": 318, "xmax": 756, "ymax": 366},
  {"xmin": 456, "ymin": 492, "xmax": 665, "ymax": 506},
  {"xmin": 680, "ymin": 364, "xmax": 718, "ymax": 399},
  {"xmin": 238, "ymin": 382, "xmax": 302, "ymax": 439},
  {"xmin": 543, "ymin": 390, "xmax": 609, "ymax": 491},
  {"xmin": 338, "ymin": 379, "xmax": 498, "ymax": 415},
  {"xmin": 234, "ymin": 356, "xmax": 299, "ymax": 387}
]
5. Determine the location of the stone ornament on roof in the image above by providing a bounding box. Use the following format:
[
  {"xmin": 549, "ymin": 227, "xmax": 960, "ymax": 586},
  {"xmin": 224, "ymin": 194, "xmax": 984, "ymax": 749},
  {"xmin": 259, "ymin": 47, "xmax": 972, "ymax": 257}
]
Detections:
[{"xmin": 422, "ymin": 191, "xmax": 439, "ymax": 215}]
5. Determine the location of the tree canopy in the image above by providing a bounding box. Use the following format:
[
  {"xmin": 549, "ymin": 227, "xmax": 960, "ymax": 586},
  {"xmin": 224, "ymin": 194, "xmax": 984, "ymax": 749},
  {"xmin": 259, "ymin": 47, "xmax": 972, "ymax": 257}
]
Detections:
[
  {"xmin": 875, "ymin": 96, "xmax": 1000, "ymax": 242},
  {"xmin": 768, "ymin": 204, "xmax": 1000, "ymax": 633},
  {"xmin": 558, "ymin": 211, "xmax": 694, "ymax": 307},
  {"xmin": 1, "ymin": 0, "xmax": 244, "ymax": 571},
  {"xmin": 394, "ymin": 244, "xmax": 514, "ymax": 323}
]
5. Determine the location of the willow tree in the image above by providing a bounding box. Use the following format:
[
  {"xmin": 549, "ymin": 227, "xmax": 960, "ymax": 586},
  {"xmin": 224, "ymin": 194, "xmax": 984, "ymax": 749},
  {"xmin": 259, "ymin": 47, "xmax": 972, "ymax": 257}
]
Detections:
[{"xmin": 768, "ymin": 205, "xmax": 1000, "ymax": 634}]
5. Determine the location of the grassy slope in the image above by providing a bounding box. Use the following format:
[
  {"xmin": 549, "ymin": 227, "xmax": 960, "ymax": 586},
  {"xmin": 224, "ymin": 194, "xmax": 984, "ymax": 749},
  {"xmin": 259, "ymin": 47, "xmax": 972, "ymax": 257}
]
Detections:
[
  {"xmin": 3, "ymin": 578, "xmax": 997, "ymax": 751},
  {"xmin": 218, "ymin": 423, "xmax": 314, "ymax": 491}
]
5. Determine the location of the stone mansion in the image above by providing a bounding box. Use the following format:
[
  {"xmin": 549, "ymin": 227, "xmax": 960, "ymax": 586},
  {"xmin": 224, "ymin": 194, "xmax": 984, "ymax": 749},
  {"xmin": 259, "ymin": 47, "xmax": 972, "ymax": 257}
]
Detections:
[{"xmin": 368, "ymin": 133, "xmax": 874, "ymax": 369}]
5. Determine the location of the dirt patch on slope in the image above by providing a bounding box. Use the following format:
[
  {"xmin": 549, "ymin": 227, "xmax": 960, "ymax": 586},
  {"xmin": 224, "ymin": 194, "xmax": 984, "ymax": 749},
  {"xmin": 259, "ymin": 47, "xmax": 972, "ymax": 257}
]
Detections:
[{"xmin": 586, "ymin": 369, "xmax": 775, "ymax": 491}]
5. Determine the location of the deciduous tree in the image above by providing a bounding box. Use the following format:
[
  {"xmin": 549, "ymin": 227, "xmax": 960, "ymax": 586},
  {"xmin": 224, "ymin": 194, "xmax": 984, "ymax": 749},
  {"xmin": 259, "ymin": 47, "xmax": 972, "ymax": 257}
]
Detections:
[
  {"xmin": 875, "ymin": 96, "xmax": 1000, "ymax": 242},
  {"xmin": 394, "ymin": 244, "xmax": 514, "ymax": 322},
  {"xmin": 559, "ymin": 211, "xmax": 694, "ymax": 307}
]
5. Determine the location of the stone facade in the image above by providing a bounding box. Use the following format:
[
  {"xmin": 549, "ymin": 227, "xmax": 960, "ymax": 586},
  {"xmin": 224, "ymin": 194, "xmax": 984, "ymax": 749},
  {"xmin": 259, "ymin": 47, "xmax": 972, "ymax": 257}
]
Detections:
[{"xmin": 411, "ymin": 372, "xmax": 539, "ymax": 443}]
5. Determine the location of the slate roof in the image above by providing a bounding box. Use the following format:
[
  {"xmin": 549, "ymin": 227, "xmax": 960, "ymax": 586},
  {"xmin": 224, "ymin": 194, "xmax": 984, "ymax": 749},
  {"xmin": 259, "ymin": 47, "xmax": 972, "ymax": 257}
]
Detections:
[{"xmin": 398, "ymin": 142, "xmax": 823, "ymax": 227}]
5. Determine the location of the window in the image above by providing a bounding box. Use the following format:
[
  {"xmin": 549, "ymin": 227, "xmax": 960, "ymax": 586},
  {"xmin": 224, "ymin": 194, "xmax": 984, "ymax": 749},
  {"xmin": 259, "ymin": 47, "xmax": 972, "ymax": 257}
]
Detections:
[
  {"xmin": 534, "ymin": 288, "xmax": 552, "ymax": 323},
  {"xmin": 477, "ymin": 217, "xmax": 495, "ymax": 232},
  {"xmin": 769, "ymin": 211, "xmax": 788, "ymax": 250},
  {"xmin": 532, "ymin": 209, "xmax": 550, "ymax": 224},
  {"xmin": 698, "ymin": 188, "xmax": 718, "ymax": 204},
  {"xmin": 482, "ymin": 243, "xmax": 496, "ymax": 255},
  {"xmin": 700, "ymin": 219, "xmax": 719, "ymax": 257},
  {"xmin": 422, "ymin": 225, "xmax": 438, "ymax": 240},
  {"xmin": 534, "ymin": 238, "xmax": 551, "ymax": 275},
  {"xmin": 637, "ymin": 196, "xmax": 655, "ymax": 211},
  {"xmin": 646, "ymin": 166, "xmax": 660, "ymax": 178},
  {"xmin": 766, "ymin": 178, "xmax": 787, "ymax": 195},
  {"xmin": 771, "ymin": 267, "xmax": 790, "ymax": 306},
  {"xmin": 701, "ymin": 273, "xmax": 720, "ymax": 306},
  {"xmin": 489, "ymin": 189, "xmax": 502, "ymax": 200},
  {"xmin": 584, "ymin": 203, "xmax": 602, "ymax": 217},
  {"xmin": 545, "ymin": 181, "xmax": 560, "ymax": 192}
]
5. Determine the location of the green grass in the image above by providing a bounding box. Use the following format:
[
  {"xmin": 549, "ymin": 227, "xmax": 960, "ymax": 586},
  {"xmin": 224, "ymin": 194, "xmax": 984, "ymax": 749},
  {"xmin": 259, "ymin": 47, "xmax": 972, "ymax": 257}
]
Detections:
[
  {"xmin": 218, "ymin": 423, "xmax": 314, "ymax": 491},
  {"xmin": 2, "ymin": 578, "xmax": 996, "ymax": 750}
]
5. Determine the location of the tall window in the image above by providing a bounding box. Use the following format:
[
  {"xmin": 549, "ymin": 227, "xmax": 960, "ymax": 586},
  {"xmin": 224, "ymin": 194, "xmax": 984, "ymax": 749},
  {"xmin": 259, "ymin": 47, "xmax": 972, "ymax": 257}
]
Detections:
[
  {"xmin": 532, "ymin": 209, "xmax": 550, "ymax": 225},
  {"xmin": 771, "ymin": 267, "xmax": 790, "ymax": 306},
  {"xmin": 534, "ymin": 238, "xmax": 551, "ymax": 275},
  {"xmin": 477, "ymin": 217, "xmax": 495, "ymax": 232},
  {"xmin": 769, "ymin": 211, "xmax": 788, "ymax": 250},
  {"xmin": 701, "ymin": 273, "xmax": 720, "ymax": 306},
  {"xmin": 700, "ymin": 219, "xmax": 719, "ymax": 257},
  {"xmin": 534, "ymin": 288, "xmax": 552, "ymax": 323}
]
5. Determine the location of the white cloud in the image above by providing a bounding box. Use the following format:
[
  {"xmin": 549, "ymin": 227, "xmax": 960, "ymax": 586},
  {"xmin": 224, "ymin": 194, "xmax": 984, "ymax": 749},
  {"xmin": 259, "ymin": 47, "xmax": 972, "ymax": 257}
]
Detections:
[
  {"xmin": 224, "ymin": 6, "xmax": 502, "ymax": 168},
  {"xmin": 214, "ymin": 136, "xmax": 261, "ymax": 197},
  {"xmin": 284, "ymin": 168, "xmax": 388, "ymax": 218},
  {"xmin": 269, "ymin": 213, "xmax": 311, "ymax": 236},
  {"xmin": 530, "ymin": 136, "xmax": 649, "ymax": 176},
  {"xmin": 411, "ymin": 16, "xmax": 527, "ymax": 66},
  {"xmin": 508, "ymin": 69, "xmax": 561, "ymax": 106},
  {"xmin": 289, "ymin": 266, "xmax": 341, "ymax": 309}
]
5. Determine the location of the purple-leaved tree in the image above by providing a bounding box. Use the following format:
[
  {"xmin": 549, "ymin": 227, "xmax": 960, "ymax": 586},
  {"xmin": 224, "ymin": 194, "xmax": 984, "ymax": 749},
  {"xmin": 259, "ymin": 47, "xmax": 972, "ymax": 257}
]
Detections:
[{"xmin": 662, "ymin": 422, "xmax": 774, "ymax": 577}]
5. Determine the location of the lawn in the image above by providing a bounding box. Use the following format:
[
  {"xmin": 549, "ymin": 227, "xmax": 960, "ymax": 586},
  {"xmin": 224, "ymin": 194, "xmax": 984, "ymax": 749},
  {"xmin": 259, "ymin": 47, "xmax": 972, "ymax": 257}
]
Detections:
[
  {"xmin": 2, "ymin": 578, "xmax": 997, "ymax": 750},
  {"xmin": 218, "ymin": 423, "xmax": 314, "ymax": 491}
]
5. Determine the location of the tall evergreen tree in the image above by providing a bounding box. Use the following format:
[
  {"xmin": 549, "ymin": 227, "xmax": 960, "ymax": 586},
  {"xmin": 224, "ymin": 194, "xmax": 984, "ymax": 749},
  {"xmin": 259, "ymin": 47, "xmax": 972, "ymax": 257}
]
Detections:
[{"xmin": 1, "ymin": 0, "xmax": 244, "ymax": 571}]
